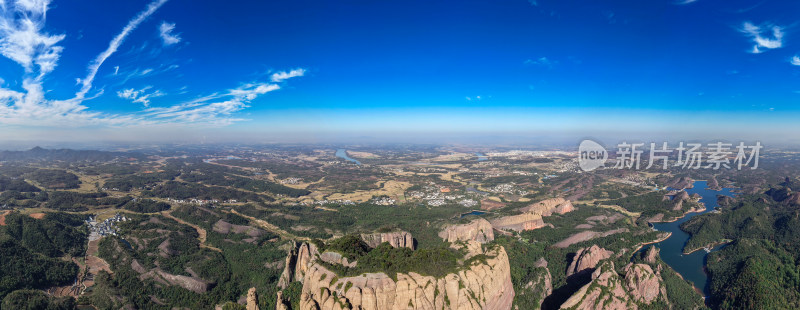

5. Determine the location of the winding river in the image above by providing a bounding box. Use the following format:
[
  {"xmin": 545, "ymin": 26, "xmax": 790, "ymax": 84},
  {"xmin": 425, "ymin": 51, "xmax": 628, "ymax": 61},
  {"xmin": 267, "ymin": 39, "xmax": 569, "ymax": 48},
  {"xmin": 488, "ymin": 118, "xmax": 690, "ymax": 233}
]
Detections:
[{"xmin": 642, "ymin": 180, "xmax": 735, "ymax": 296}]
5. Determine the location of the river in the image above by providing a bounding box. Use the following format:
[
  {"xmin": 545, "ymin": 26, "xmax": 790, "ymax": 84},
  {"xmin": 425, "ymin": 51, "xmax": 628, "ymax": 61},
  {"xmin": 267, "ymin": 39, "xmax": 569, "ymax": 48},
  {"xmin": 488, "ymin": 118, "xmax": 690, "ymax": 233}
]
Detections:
[
  {"xmin": 335, "ymin": 149, "xmax": 361, "ymax": 165},
  {"xmin": 641, "ymin": 180, "xmax": 735, "ymax": 297}
]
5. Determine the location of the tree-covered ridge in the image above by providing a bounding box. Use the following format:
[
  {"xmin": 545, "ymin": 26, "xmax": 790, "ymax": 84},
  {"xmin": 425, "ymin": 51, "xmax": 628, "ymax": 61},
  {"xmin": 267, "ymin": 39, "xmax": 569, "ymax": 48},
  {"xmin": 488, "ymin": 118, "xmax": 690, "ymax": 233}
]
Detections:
[
  {"xmin": 0, "ymin": 212, "xmax": 87, "ymax": 304},
  {"xmin": 681, "ymin": 188, "xmax": 800, "ymax": 309}
]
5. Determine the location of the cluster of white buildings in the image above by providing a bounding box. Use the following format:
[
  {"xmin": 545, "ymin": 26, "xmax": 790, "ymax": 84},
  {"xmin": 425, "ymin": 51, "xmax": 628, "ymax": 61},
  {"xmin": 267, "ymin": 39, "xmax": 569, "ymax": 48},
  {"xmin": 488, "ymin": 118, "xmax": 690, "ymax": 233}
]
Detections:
[
  {"xmin": 371, "ymin": 196, "xmax": 396, "ymax": 206},
  {"xmin": 308, "ymin": 199, "xmax": 355, "ymax": 206},
  {"xmin": 281, "ymin": 177, "xmax": 303, "ymax": 185},
  {"xmin": 86, "ymin": 213, "xmax": 129, "ymax": 241},
  {"xmin": 165, "ymin": 197, "xmax": 237, "ymax": 205}
]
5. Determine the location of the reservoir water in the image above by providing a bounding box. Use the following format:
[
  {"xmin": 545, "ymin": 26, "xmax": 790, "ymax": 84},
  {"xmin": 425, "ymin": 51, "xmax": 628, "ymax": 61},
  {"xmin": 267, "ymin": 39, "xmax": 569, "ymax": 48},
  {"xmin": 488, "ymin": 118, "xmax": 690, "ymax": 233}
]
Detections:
[
  {"xmin": 335, "ymin": 149, "xmax": 361, "ymax": 165},
  {"xmin": 475, "ymin": 152, "xmax": 488, "ymax": 161},
  {"xmin": 641, "ymin": 180, "xmax": 735, "ymax": 296}
]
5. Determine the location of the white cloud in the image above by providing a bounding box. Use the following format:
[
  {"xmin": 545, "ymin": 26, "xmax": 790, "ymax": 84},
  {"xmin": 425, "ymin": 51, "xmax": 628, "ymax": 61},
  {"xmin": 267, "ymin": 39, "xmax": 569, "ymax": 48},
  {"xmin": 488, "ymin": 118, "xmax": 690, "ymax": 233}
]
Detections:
[
  {"xmin": 75, "ymin": 0, "xmax": 168, "ymax": 100},
  {"xmin": 675, "ymin": 0, "xmax": 698, "ymax": 5},
  {"xmin": 271, "ymin": 68, "xmax": 306, "ymax": 82},
  {"xmin": 0, "ymin": 0, "xmax": 65, "ymax": 78},
  {"xmin": 117, "ymin": 86, "xmax": 164, "ymax": 107},
  {"xmin": 791, "ymin": 55, "xmax": 800, "ymax": 66},
  {"xmin": 142, "ymin": 81, "xmax": 287, "ymax": 126},
  {"xmin": 0, "ymin": 0, "xmax": 306, "ymax": 128},
  {"xmin": 739, "ymin": 21, "xmax": 784, "ymax": 54},
  {"xmin": 524, "ymin": 57, "xmax": 555, "ymax": 67},
  {"xmin": 159, "ymin": 21, "xmax": 181, "ymax": 45}
]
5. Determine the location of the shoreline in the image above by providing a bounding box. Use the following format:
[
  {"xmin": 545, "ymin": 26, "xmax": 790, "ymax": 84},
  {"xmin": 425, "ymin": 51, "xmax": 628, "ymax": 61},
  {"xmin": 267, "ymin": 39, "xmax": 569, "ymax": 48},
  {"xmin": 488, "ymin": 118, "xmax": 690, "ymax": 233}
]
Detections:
[
  {"xmin": 629, "ymin": 231, "xmax": 672, "ymax": 255},
  {"xmin": 682, "ymin": 240, "xmax": 731, "ymax": 255}
]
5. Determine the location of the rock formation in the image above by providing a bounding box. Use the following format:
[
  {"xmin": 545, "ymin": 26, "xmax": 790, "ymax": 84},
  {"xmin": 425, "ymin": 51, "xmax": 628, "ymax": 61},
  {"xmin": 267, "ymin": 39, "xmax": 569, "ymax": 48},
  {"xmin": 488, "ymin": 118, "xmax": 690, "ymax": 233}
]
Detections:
[
  {"xmin": 360, "ymin": 231, "xmax": 414, "ymax": 249},
  {"xmin": 438, "ymin": 218, "xmax": 494, "ymax": 244},
  {"xmin": 560, "ymin": 262, "xmax": 635, "ymax": 310},
  {"xmin": 622, "ymin": 263, "xmax": 660, "ymax": 304},
  {"xmin": 566, "ymin": 245, "xmax": 613, "ymax": 277},
  {"xmin": 525, "ymin": 258, "xmax": 552, "ymax": 309},
  {"xmin": 520, "ymin": 198, "xmax": 575, "ymax": 216},
  {"xmin": 642, "ymin": 246, "xmax": 659, "ymax": 264},
  {"xmin": 277, "ymin": 241, "xmax": 297, "ymax": 289},
  {"xmin": 489, "ymin": 213, "xmax": 545, "ymax": 232},
  {"xmin": 246, "ymin": 287, "xmax": 259, "ymax": 310},
  {"xmin": 276, "ymin": 290, "xmax": 289, "ymax": 310},
  {"xmin": 560, "ymin": 260, "xmax": 666, "ymax": 309},
  {"xmin": 319, "ymin": 251, "xmax": 357, "ymax": 268},
  {"xmin": 295, "ymin": 242, "xmax": 319, "ymax": 282},
  {"xmin": 298, "ymin": 242, "xmax": 514, "ymax": 310},
  {"xmin": 490, "ymin": 198, "xmax": 574, "ymax": 233}
]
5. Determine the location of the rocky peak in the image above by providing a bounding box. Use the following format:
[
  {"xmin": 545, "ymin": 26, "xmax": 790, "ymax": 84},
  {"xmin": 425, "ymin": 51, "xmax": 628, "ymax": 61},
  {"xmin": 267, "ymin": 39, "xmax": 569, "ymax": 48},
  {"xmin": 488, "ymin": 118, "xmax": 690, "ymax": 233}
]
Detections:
[
  {"xmin": 438, "ymin": 218, "xmax": 494, "ymax": 244},
  {"xmin": 560, "ymin": 261, "xmax": 635, "ymax": 310},
  {"xmin": 360, "ymin": 230, "xmax": 415, "ymax": 249},
  {"xmin": 622, "ymin": 263, "xmax": 660, "ymax": 305},
  {"xmin": 566, "ymin": 245, "xmax": 614, "ymax": 277}
]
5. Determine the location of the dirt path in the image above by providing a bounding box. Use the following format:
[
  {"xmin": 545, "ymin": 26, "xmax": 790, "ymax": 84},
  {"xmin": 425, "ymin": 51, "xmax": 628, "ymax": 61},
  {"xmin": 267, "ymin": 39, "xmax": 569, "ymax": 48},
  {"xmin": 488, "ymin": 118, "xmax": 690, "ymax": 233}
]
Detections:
[
  {"xmin": 230, "ymin": 209, "xmax": 305, "ymax": 241},
  {"xmin": 161, "ymin": 210, "xmax": 222, "ymax": 252},
  {"xmin": 0, "ymin": 210, "xmax": 10, "ymax": 226}
]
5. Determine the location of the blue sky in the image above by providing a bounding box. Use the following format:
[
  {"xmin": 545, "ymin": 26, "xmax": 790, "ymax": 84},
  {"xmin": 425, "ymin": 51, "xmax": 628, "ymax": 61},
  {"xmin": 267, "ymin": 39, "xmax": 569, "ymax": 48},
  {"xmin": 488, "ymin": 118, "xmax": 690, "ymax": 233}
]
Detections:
[{"xmin": 0, "ymin": 0, "xmax": 799, "ymax": 143}]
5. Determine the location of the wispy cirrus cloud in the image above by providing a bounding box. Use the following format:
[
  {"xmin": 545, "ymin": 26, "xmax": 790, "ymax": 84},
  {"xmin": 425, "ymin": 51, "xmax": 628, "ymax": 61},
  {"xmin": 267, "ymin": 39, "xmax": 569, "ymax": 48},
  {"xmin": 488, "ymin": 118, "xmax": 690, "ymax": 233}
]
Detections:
[
  {"xmin": 159, "ymin": 21, "xmax": 181, "ymax": 45},
  {"xmin": 739, "ymin": 21, "xmax": 784, "ymax": 54},
  {"xmin": 0, "ymin": 0, "xmax": 306, "ymax": 128},
  {"xmin": 75, "ymin": 0, "xmax": 168, "ymax": 100},
  {"xmin": 271, "ymin": 68, "xmax": 306, "ymax": 82},
  {"xmin": 117, "ymin": 86, "xmax": 164, "ymax": 107},
  {"xmin": 524, "ymin": 57, "xmax": 556, "ymax": 68}
]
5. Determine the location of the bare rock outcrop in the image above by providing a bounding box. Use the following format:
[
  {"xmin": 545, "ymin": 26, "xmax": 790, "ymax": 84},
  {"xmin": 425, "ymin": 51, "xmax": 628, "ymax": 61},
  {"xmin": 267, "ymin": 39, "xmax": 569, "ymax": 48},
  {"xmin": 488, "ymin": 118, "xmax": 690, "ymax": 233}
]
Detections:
[
  {"xmin": 554, "ymin": 228, "xmax": 629, "ymax": 248},
  {"xmin": 566, "ymin": 245, "xmax": 613, "ymax": 277},
  {"xmin": 525, "ymin": 259, "xmax": 552, "ymax": 309},
  {"xmin": 622, "ymin": 263, "xmax": 660, "ymax": 304},
  {"xmin": 246, "ymin": 287, "xmax": 259, "ymax": 310},
  {"xmin": 275, "ymin": 290, "xmax": 289, "ymax": 310},
  {"xmin": 277, "ymin": 241, "xmax": 297, "ymax": 289},
  {"xmin": 360, "ymin": 231, "xmax": 414, "ymax": 249},
  {"xmin": 489, "ymin": 213, "xmax": 545, "ymax": 232},
  {"xmin": 319, "ymin": 251, "xmax": 357, "ymax": 268},
  {"xmin": 298, "ymin": 242, "xmax": 514, "ymax": 310},
  {"xmin": 643, "ymin": 246, "xmax": 659, "ymax": 264},
  {"xmin": 438, "ymin": 218, "xmax": 494, "ymax": 244},
  {"xmin": 560, "ymin": 262, "xmax": 636, "ymax": 310},
  {"xmin": 520, "ymin": 198, "xmax": 575, "ymax": 216},
  {"xmin": 295, "ymin": 242, "xmax": 319, "ymax": 282}
]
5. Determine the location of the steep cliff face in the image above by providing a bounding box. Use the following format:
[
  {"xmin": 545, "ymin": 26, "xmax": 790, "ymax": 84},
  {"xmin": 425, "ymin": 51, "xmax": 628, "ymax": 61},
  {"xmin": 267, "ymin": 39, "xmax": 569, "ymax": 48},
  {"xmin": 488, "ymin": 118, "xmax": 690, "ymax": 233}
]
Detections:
[
  {"xmin": 437, "ymin": 218, "xmax": 494, "ymax": 244},
  {"xmin": 520, "ymin": 198, "xmax": 575, "ymax": 216},
  {"xmin": 489, "ymin": 213, "xmax": 545, "ymax": 232},
  {"xmin": 622, "ymin": 263, "xmax": 660, "ymax": 305},
  {"xmin": 490, "ymin": 198, "xmax": 574, "ymax": 232},
  {"xmin": 360, "ymin": 231, "xmax": 414, "ymax": 249},
  {"xmin": 298, "ymin": 242, "xmax": 514, "ymax": 310},
  {"xmin": 566, "ymin": 245, "xmax": 614, "ymax": 277},
  {"xmin": 560, "ymin": 261, "xmax": 665, "ymax": 309},
  {"xmin": 560, "ymin": 262, "xmax": 635, "ymax": 310}
]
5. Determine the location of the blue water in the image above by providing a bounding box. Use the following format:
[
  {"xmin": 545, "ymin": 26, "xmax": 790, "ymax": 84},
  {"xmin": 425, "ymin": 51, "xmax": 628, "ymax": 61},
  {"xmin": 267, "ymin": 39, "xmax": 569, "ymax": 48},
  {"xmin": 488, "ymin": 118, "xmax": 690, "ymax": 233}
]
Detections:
[
  {"xmin": 475, "ymin": 152, "xmax": 488, "ymax": 161},
  {"xmin": 642, "ymin": 180, "xmax": 735, "ymax": 297},
  {"xmin": 335, "ymin": 149, "xmax": 361, "ymax": 165},
  {"xmin": 460, "ymin": 210, "xmax": 487, "ymax": 218}
]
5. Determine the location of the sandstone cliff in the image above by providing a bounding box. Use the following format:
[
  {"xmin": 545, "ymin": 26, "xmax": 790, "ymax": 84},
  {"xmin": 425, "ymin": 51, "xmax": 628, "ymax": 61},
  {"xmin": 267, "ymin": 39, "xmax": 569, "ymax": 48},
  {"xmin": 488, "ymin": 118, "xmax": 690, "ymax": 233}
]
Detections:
[
  {"xmin": 520, "ymin": 198, "xmax": 575, "ymax": 216},
  {"xmin": 360, "ymin": 231, "xmax": 414, "ymax": 249},
  {"xmin": 437, "ymin": 218, "xmax": 494, "ymax": 244},
  {"xmin": 560, "ymin": 262, "xmax": 635, "ymax": 310},
  {"xmin": 490, "ymin": 198, "xmax": 574, "ymax": 233},
  {"xmin": 560, "ymin": 260, "xmax": 665, "ymax": 309},
  {"xmin": 298, "ymin": 242, "xmax": 514, "ymax": 310},
  {"xmin": 566, "ymin": 245, "xmax": 613, "ymax": 277},
  {"xmin": 246, "ymin": 287, "xmax": 259, "ymax": 310}
]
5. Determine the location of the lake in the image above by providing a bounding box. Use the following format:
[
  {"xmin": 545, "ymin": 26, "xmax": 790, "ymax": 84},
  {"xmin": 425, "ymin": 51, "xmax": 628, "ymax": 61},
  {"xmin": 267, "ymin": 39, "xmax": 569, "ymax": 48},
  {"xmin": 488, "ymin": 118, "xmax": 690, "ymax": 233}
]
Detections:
[
  {"xmin": 475, "ymin": 152, "xmax": 488, "ymax": 161},
  {"xmin": 641, "ymin": 180, "xmax": 735, "ymax": 297},
  {"xmin": 335, "ymin": 149, "xmax": 361, "ymax": 165},
  {"xmin": 459, "ymin": 210, "xmax": 487, "ymax": 218}
]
